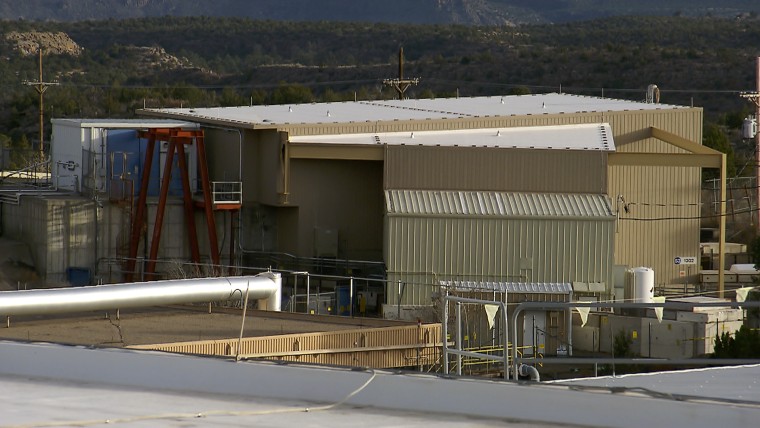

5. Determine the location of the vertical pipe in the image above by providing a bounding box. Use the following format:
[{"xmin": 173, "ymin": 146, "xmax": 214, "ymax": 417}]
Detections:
[
  {"xmin": 306, "ymin": 274, "xmax": 310, "ymax": 314},
  {"xmin": 567, "ymin": 291, "xmax": 573, "ymax": 357},
  {"xmin": 593, "ymin": 330, "xmax": 598, "ymax": 377},
  {"xmin": 503, "ymin": 304, "xmax": 509, "ymax": 380},
  {"xmin": 228, "ymin": 211, "xmax": 236, "ymax": 276},
  {"xmin": 397, "ymin": 280, "xmax": 402, "ymax": 320},
  {"xmin": 349, "ymin": 277, "xmax": 354, "ymax": 317},
  {"xmin": 442, "ymin": 289, "xmax": 449, "ymax": 375},
  {"xmin": 456, "ymin": 302, "xmax": 462, "ymax": 376},
  {"xmin": 292, "ymin": 274, "xmax": 297, "ymax": 313}
]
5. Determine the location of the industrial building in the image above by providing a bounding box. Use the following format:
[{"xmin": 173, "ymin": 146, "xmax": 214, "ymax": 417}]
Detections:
[
  {"xmin": 136, "ymin": 92, "xmax": 725, "ymax": 303},
  {"xmin": 0, "ymin": 92, "xmax": 729, "ymax": 361}
]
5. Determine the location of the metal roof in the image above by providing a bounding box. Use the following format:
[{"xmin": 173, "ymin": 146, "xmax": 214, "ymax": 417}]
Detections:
[
  {"xmin": 385, "ymin": 190, "xmax": 614, "ymax": 218},
  {"xmin": 51, "ymin": 118, "xmax": 199, "ymax": 129},
  {"xmin": 442, "ymin": 281, "xmax": 573, "ymax": 294},
  {"xmin": 138, "ymin": 92, "xmax": 689, "ymax": 127},
  {"xmin": 289, "ymin": 123, "xmax": 614, "ymax": 151}
]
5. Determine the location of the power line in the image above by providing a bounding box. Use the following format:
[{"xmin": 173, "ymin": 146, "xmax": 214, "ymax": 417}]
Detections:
[{"xmin": 618, "ymin": 206, "xmax": 760, "ymax": 222}]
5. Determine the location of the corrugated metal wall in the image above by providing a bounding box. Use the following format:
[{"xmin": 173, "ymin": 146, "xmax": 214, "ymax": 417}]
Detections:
[
  {"xmin": 386, "ymin": 216, "xmax": 614, "ymax": 305},
  {"xmin": 606, "ymin": 111, "xmax": 703, "ymax": 288},
  {"xmin": 376, "ymin": 108, "xmax": 702, "ymax": 295}
]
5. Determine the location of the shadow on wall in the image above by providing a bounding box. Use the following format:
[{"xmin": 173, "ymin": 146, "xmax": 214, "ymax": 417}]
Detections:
[{"xmin": 0, "ymin": 237, "xmax": 43, "ymax": 291}]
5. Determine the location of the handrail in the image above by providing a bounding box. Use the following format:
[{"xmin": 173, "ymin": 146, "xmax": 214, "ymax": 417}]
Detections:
[
  {"xmin": 510, "ymin": 300, "xmax": 760, "ymax": 380},
  {"xmin": 443, "ymin": 293, "xmax": 510, "ymax": 380},
  {"xmin": 211, "ymin": 181, "xmax": 242, "ymax": 204}
]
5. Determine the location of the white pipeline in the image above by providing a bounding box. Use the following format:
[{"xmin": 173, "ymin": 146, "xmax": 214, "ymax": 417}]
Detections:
[{"xmin": 0, "ymin": 272, "xmax": 281, "ymax": 316}]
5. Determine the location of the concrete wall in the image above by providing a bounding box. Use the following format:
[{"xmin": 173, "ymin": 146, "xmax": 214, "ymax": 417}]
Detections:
[
  {"xmin": 2, "ymin": 196, "xmax": 100, "ymax": 284},
  {"xmin": 1, "ymin": 194, "xmax": 232, "ymax": 285},
  {"xmin": 572, "ymin": 310, "xmax": 743, "ymax": 358}
]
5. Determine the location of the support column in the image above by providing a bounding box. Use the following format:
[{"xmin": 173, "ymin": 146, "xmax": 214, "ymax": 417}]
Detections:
[{"xmin": 126, "ymin": 134, "xmax": 157, "ymax": 282}]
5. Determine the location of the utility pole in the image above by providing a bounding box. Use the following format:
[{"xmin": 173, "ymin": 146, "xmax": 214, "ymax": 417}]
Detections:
[
  {"xmin": 740, "ymin": 57, "xmax": 760, "ymax": 233},
  {"xmin": 23, "ymin": 43, "xmax": 58, "ymax": 178},
  {"xmin": 383, "ymin": 47, "xmax": 420, "ymax": 100}
]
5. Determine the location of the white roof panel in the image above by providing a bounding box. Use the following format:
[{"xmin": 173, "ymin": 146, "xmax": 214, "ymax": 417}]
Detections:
[
  {"xmin": 139, "ymin": 92, "xmax": 689, "ymax": 127},
  {"xmin": 385, "ymin": 190, "xmax": 614, "ymax": 218},
  {"xmin": 290, "ymin": 123, "xmax": 614, "ymax": 151},
  {"xmin": 51, "ymin": 118, "xmax": 199, "ymax": 129},
  {"xmin": 1, "ymin": 341, "xmax": 758, "ymax": 428},
  {"xmin": 551, "ymin": 365, "xmax": 760, "ymax": 403}
]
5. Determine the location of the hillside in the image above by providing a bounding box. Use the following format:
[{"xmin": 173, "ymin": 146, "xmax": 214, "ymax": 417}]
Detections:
[
  {"xmin": 0, "ymin": 0, "xmax": 757, "ymax": 24},
  {"xmin": 0, "ymin": 14, "xmax": 758, "ymax": 176}
]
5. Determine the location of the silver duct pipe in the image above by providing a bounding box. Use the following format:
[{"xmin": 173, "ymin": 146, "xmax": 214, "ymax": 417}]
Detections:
[
  {"xmin": 518, "ymin": 364, "xmax": 541, "ymax": 382},
  {"xmin": 0, "ymin": 272, "xmax": 281, "ymax": 317}
]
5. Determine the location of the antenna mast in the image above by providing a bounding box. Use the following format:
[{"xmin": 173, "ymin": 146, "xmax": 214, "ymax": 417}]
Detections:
[{"xmin": 383, "ymin": 47, "xmax": 420, "ymax": 100}]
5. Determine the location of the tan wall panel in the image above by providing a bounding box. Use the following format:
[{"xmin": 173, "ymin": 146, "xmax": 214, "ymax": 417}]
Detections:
[
  {"xmin": 606, "ymin": 109, "xmax": 703, "ymax": 287},
  {"xmin": 288, "ymin": 159, "xmax": 384, "ymax": 260},
  {"xmin": 384, "ymin": 146, "xmax": 607, "ymax": 193}
]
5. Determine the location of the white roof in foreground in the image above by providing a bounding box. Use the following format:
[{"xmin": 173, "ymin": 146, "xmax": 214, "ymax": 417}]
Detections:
[
  {"xmin": 1, "ymin": 341, "xmax": 758, "ymax": 428},
  {"xmin": 290, "ymin": 123, "xmax": 614, "ymax": 151},
  {"xmin": 139, "ymin": 92, "xmax": 689, "ymax": 127},
  {"xmin": 386, "ymin": 190, "xmax": 614, "ymax": 218}
]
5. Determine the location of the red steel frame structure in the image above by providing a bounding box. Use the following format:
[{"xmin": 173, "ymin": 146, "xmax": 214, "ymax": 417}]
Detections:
[{"xmin": 124, "ymin": 128, "xmax": 226, "ymax": 281}]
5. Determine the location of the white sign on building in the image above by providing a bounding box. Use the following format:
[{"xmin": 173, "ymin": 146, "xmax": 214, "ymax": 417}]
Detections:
[{"xmin": 674, "ymin": 256, "xmax": 697, "ymax": 265}]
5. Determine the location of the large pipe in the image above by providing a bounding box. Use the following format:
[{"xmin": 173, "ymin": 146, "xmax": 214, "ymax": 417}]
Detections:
[
  {"xmin": 0, "ymin": 272, "xmax": 281, "ymax": 317},
  {"xmin": 518, "ymin": 364, "xmax": 540, "ymax": 382}
]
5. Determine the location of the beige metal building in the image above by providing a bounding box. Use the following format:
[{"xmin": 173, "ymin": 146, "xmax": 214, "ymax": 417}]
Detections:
[{"xmin": 133, "ymin": 92, "xmax": 724, "ymax": 308}]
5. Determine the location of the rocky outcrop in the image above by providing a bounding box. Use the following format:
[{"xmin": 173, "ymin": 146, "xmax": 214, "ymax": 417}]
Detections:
[
  {"xmin": 125, "ymin": 45, "xmax": 193, "ymax": 70},
  {"xmin": 5, "ymin": 31, "xmax": 83, "ymax": 56}
]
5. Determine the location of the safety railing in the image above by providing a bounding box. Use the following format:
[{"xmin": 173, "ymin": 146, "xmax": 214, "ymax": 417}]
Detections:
[
  {"xmin": 443, "ymin": 293, "xmax": 510, "ymax": 380},
  {"xmin": 211, "ymin": 181, "xmax": 242, "ymax": 205}
]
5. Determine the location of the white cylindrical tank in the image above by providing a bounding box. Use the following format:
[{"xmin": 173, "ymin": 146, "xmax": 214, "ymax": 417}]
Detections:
[{"xmin": 631, "ymin": 267, "xmax": 655, "ymax": 303}]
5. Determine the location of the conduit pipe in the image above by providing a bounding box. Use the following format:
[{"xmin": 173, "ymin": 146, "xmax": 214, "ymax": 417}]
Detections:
[
  {"xmin": 0, "ymin": 272, "xmax": 281, "ymax": 317},
  {"xmin": 518, "ymin": 364, "xmax": 540, "ymax": 382}
]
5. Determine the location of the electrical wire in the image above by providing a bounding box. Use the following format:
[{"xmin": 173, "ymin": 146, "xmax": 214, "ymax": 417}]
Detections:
[
  {"xmin": 12, "ymin": 368, "xmax": 378, "ymax": 428},
  {"xmin": 560, "ymin": 384, "xmax": 760, "ymax": 408}
]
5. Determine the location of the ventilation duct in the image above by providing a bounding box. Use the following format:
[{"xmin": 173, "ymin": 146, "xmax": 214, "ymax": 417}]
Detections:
[{"xmin": 0, "ymin": 272, "xmax": 281, "ymax": 317}]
